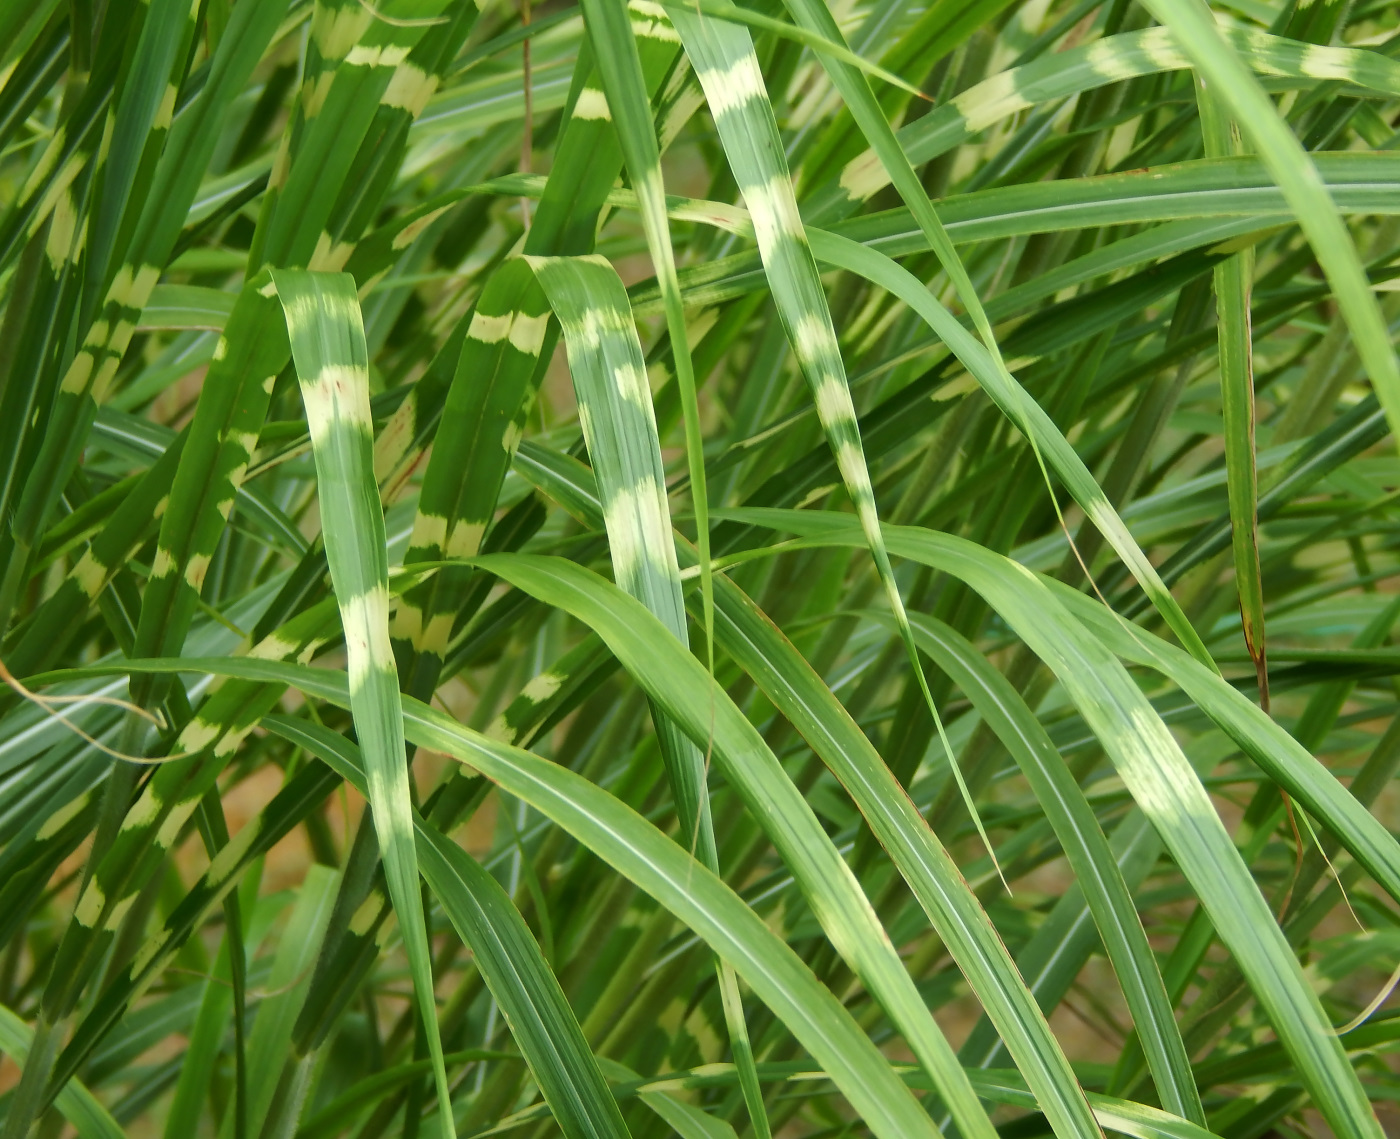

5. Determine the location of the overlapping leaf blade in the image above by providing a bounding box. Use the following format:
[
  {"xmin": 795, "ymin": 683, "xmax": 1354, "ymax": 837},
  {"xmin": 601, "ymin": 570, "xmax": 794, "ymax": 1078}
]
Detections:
[{"xmin": 272, "ymin": 268, "xmax": 454, "ymax": 1139}]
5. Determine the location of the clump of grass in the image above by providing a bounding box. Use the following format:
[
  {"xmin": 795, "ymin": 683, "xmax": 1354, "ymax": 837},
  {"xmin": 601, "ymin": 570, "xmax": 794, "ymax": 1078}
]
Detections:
[{"xmin": 1, "ymin": 1, "xmax": 1400, "ymax": 1138}]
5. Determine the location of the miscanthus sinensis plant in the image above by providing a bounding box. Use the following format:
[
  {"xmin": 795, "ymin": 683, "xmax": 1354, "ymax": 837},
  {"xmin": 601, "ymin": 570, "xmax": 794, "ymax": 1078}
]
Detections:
[{"xmin": 2, "ymin": 0, "xmax": 1400, "ymax": 1136}]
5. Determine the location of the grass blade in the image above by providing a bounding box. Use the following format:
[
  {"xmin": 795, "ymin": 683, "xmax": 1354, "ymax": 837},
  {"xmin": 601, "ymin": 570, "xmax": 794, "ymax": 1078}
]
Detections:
[
  {"xmin": 264, "ymin": 713, "xmax": 633, "ymax": 1139},
  {"xmin": 720, "ymin": 507, "xmax": 1386, "ymax": 1139},
  {"xmin": 806, "ymin": 228, "xmax": 1212, "ymax": 663},
  {"xmin": 1195, "ymin": 50, "xmax": 1267, "ymax": 704},
  {"xmin": 668, "ymin": 0, "xmax": 1011, "ymax": 888},
  {"xmin": 889, "ymin": 612, "xmax": 1200, "ymax": 1123},
  {"xmin": 60, "ymin": 652, "xmax": 962, "ymax": 1139},
  {"xmin": 271, "ymin": 268, "xmax": 455, "ymax": 1139},
  {"xmin": 0, "ymin": 1005, "xmax": 126, "ymax": 1139},
  {"xmin": 529, "ymin": 251, "xmax": 766, "ymax": 1139},
  {"xmin": 1139, "ymin": 0, "xmax": 1400, "ymax": 447}
]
